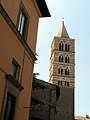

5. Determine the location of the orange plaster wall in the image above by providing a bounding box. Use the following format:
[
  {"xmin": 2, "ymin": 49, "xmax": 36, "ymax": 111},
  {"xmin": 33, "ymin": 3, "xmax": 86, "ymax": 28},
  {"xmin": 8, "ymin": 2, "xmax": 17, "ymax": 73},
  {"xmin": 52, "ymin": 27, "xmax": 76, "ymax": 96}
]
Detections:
[
  {"xmin": 16, "ymin": 53, "xmax": 34, "ymax": 120},
  {"xmin": 1, "ymin": 0, "xmax": 20, "ymax": 25},
  {"xmin": 1, "ymin": 0, "xmax": 40, "ymax": 54},
  {"xmin": 0, "ymin": 70, "xmax": 6, "ymax": 113},
  {"xmin": 0, "ymin": 15, "xmax": 24, "ymax": 76},
  {"xmin": 22, "ymin": 0, "xmax": 39, "ymax": 53}
]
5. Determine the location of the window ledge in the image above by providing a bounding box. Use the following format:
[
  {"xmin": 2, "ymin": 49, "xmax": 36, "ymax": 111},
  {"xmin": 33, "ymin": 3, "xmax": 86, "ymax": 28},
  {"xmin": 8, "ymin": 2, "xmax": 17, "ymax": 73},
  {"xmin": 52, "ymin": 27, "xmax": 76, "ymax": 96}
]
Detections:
[{"xmin": 6, "ymin": 74, "xmax": 24, "ymax": 91}]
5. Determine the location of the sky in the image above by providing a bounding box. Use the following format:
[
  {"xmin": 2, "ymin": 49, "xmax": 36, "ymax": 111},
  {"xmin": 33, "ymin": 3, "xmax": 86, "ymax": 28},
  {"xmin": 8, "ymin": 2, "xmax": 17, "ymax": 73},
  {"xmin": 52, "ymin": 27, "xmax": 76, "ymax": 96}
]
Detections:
[{"xmin": 34, "ymin": 0, "xmax": 90, "ymax": 117}]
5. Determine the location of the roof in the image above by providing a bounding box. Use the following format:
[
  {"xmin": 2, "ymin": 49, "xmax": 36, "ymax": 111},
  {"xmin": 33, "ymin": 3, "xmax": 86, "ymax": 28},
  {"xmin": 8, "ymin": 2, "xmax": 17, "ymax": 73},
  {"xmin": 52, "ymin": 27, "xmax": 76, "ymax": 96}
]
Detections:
[
  {"xmin": 75, "ymin": 116, "xmax": 90, "ymax": 120},
  {"xmin": 35, "ymin": 0, "xmax": 51, "ymax": 17},
  {"xmin": 57, "ymin": 21, "xmax": 70, "ymax": 38}
]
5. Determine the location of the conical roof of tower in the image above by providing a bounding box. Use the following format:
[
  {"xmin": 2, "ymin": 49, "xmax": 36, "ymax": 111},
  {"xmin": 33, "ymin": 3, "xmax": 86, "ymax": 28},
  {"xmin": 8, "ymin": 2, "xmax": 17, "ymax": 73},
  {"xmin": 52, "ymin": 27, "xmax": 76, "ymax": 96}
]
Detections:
[{"xmin": 57, "ymin": 21, "xmax": 70, "ymax": 38}]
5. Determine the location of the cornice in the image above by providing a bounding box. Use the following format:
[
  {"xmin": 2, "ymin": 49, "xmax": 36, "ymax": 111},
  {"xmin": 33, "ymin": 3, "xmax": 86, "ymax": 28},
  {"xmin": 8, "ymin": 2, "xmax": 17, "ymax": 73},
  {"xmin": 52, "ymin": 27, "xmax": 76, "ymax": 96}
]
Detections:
[{"xmin": 6, "ymin": 74, "xmax": 24, "ymax": 91}]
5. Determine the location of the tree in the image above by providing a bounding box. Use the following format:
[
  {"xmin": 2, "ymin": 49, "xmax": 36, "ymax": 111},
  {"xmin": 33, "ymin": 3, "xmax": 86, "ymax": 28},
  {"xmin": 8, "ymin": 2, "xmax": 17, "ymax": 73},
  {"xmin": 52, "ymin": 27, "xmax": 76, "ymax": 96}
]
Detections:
[{"xmin": 29, "ymin": 73, "xmax": 46, "ymax": 120}]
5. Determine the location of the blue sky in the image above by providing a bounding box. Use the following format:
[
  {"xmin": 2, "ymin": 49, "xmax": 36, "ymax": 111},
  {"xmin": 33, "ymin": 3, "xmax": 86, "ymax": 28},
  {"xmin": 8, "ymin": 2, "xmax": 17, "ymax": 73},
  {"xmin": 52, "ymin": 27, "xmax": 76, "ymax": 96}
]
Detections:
[{"xmin": 34, "ymin": 0, "xmax": 90, "ymax": 116}]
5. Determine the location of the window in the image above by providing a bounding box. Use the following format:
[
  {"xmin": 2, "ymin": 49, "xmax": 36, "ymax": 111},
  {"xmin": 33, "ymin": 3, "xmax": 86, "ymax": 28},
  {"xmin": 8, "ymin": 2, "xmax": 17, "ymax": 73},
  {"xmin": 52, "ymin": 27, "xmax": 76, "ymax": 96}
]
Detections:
[
  {"xmin": 65, "ymin": 81, "xmax": 69, "ymax": 87},
  {"xmin": 11, "ymin": 59, "xmax": 20, "ymax": 80},
  {"xmin": 65, "ymin": 81, "xmax": 66, "ymax": 86},
  {"xmin": 68, "ymin": 44, "xmax": 70, "ymax": 51},
  {"xmin": 17, "ymin": 6, "xmax": 29, "ymax": 40},
  {"xmin": 67, "ymin": 81, "xmax": 69, "ymax": 87},
  {"xmin": 58, "ymin": 80, "xmax": 62, "ymax": 86},
  {"xmin": 65, "ymin": 67, "xmax": 69, "ymax": 75},
  {"xmin": 67, "ymin": 57, "xmax": 70, "ymax": 63},
  {"xmin": 3, "ymin": 92, "xmax": 16, "ymax": 120},
  {"xmin": 59, "ymin": 42, "xmax": 63, "ymax": 51},
  {"xmin": 61, "ymin": 68, "xmax": 63, "ymax": 74},
  {"xmin": 59, "ymin": 55, "xmax": 63, "ymax": 62},
  {"xmin": 60, "ymin": 80, "xmax": 62, "ymax": 86},
  {"xmin": 58, "ymin": 68, "xmax": 60, "ymax": 74},
  {"xmin": 65, "ymin": 44, "xmax": 70, "ymax": 51},
  {"xmin": 58, "ymin": 81, "xmax": 60, "ymax": 85},
  {"xmin": 65, "ymin": 55, "xmax": 70, "ymax": 63},
  {"xmin": 67, "ymin": 69, "xmax": 69, "ymax": 75},
  {"xmin": 18, "ymin": 10, "xmax": 27, "ymax": 36},
  {"xmin": 58, "ymin": 66, "xmax": 63, "ymax": 75},
  {"xmin": 65, "ymin": 57, "xmax": 67, "ymax": 63}
]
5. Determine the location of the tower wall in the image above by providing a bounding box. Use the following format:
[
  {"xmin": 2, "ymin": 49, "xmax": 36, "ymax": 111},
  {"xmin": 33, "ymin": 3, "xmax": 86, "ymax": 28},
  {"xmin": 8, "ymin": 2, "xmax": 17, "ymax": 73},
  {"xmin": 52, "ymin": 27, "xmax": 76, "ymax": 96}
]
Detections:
[
  {"xmin": 55, "ymin": 87, "xmax": 74, "ymax": 120},
  {"xmin": 49, "ymin": 21, "xmax": 75, "ymax": 120},
  {"xmin": 49, "ymin": 36, "xmax": 75, "ymax": 88}
]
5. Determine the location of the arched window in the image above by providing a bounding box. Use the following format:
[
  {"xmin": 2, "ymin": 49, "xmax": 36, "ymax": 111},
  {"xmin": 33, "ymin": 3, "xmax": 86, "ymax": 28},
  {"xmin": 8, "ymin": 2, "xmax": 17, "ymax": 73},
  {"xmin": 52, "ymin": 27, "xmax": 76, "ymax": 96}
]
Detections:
[
  {"xmin": 58, "ymin": 80, "xmax": 60, "ymax": 85},
  {"xmin": 58, "ymin": 66, "xmax": 63, "ymax": 75},
  {"xmin": 67, "ymin": 81, "xmax": 69, "ymax": 87},
  {"xmin": 65, "ymin": 44, "xmax": 70, "ymax": 51},
  {"xmin": 65, "ymin": 67, "xmax": 69, "ymax": 75},
  {"xmin": 65, "ymin": 81, "xmax": 66, "ymax": 86},
  {"xmin": 67, "ymin": 69, "xmax": 69, "ymax": 75},
  {"xmin": 68, "ymin": 44, "xmax": 70, "ymax": 51},
  {"xmin": 58, "ymin": 68, "xmax": 60, "ymax": 74},
  {"xmin": 65, "ymin": 81, "xmax": 69, "ymax": 87},
  {"xmin": 59, "ymin": 42, "xmax": 63, "ymax": 51},
  {"xmin": 65, "ymin": 57, "xmax": 67, "ymax": 63},
  {"xmin": 65, "ymin": 69, "xmax": 67, "ymax": 75},
  {"xmin": 61, "ymin": 68, "xmax": 63, "ymax": 74},
  {"xmin": 61, "ymin": 80, "xmax": 62, "ymax": 86},
  {"xmin": 67, "ymin": 57, "xmax": 70, "ymax": 63},
  {"xmin": 65, "ymin": 55, "xmax": 70, "ymax": 63},
  {"xmin": 65, "ymin": 44, "xmax": 67, "ymax": 51},
  {"xmin": 58, "ymin": 80, "xmax": 63, "ymax": 86},
  {"xmin": 59, "ymin": 55, "xmax": 63, "ymax": 62}
]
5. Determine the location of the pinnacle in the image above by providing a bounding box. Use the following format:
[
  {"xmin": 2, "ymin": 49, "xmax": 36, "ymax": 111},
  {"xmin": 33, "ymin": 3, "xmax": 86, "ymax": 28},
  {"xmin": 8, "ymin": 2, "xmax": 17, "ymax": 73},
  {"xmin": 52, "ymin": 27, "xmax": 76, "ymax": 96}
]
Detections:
[{"xmin": 57, "ymin": 21, "xmax": 70, "ymax": 38}]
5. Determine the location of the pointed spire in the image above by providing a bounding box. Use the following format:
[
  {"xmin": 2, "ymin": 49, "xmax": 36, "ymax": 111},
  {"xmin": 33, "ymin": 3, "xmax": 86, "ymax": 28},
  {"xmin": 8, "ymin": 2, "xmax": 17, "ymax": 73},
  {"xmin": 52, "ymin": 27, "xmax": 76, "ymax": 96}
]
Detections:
[{"xmin": 57, "ymin": 21, "xmax": 70, "ymax": 38}]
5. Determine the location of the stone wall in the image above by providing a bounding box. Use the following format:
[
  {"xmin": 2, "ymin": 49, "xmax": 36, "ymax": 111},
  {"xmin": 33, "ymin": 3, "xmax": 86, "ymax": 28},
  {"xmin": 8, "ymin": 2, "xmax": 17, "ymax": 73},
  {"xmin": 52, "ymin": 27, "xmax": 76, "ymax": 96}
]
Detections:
[{"xmin": 30, "ymin": 79, "xmax": 74, "ymax": 120}]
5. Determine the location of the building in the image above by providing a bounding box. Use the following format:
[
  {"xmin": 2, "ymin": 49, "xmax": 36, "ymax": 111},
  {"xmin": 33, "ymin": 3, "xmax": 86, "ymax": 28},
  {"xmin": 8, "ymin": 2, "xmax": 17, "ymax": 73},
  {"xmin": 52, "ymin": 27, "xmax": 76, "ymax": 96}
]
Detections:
[
  {"xmin": 30, "ymin": 21, "xmax": 75, "ymax": 120},
  {"xmin": 0, "ymin": 0, "xmax": 50, "ymax": 120},
  {"xmin": 49, "ymin": 21, "xmax": 75, "ymax": 88},
  {"xmin": 49, "ymin": 21, "xmax": 75, "ymax": 119},
  {"xmin": 75, "ymin": 116, "xmax": 90, "ymax": 120},
  {"xmin": 30, "ymin": 78, "xmax": 74, "ymax": 120},
  {"xmin": 30, "ymin": 78, "xmax": 60, "ymax": 120}
]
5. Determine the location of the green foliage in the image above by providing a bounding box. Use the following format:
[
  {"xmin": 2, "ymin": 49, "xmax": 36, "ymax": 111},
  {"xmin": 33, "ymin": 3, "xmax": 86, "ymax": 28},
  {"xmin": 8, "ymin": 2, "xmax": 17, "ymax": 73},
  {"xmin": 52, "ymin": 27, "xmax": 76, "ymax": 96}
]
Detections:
[
  {"xmin": 32, "ymin": 73, "xmax": 46, "ymax": 92},
  {"xmin": 31, "ymin": 97, "xmax": 45, "ymax": 106},
  {"xmin": 31, "ymin": 73, "xmax": 46, "ymax": 106}
]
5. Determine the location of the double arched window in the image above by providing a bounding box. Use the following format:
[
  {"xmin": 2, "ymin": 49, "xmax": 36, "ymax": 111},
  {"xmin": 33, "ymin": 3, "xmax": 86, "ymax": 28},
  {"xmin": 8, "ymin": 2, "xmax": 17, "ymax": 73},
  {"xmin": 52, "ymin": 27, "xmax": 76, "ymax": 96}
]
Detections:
[
  {"xmin": 59, "ymin": 55, "xmax": 70, "ymax": 63},
  {"xmin": 59, "ymin": 42, "xmax": 70, "ymax": 51},
  {"xmin": 58, "ymin": 67, "xmax": 70, "ymax": 75},
  {"xmin": 58, "ymin": 80, "xmax": 63, "ymax": 86},
  {"xmin": 65, "ymin": 81, "xmax": 69, "ymax": 87},
  {"xmin": 58, "ymin": 66, "xmax": 63, "ymax": 75}
]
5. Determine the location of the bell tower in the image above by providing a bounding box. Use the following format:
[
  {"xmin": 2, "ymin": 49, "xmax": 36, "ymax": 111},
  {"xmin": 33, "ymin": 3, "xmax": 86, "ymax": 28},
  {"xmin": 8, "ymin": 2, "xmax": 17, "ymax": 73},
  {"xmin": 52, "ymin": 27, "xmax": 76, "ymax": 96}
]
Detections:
[{"xmin": 49, "ymin": 21, "xmax": 75, "ymax": 88}]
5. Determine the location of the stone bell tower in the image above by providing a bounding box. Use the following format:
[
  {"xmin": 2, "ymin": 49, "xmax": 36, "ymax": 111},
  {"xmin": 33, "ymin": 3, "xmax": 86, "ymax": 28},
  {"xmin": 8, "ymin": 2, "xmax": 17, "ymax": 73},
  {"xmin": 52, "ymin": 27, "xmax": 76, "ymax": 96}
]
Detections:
[
  {"xmin": 49, "ymin": 21, "xmax": 75, "ymax": 88},
  {"xmin": 49, "ymin": 21, "xmax": 75, "ymax": 120}
]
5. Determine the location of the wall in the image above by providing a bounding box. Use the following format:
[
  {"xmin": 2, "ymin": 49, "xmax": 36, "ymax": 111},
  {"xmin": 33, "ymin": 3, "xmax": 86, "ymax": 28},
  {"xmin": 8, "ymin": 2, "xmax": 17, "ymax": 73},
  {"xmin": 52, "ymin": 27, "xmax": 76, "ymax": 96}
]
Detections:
[{"xmin": 30, "ymin": 79, "xmax": 74, "ymax": 120}]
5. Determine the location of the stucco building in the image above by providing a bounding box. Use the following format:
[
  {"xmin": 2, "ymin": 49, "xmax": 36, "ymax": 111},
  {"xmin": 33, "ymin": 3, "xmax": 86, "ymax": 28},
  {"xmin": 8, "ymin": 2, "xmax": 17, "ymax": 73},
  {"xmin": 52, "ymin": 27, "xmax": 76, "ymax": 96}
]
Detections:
[{"xmin": 0, "ymin": 0, "xmax": 50, "ymax": 120}]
